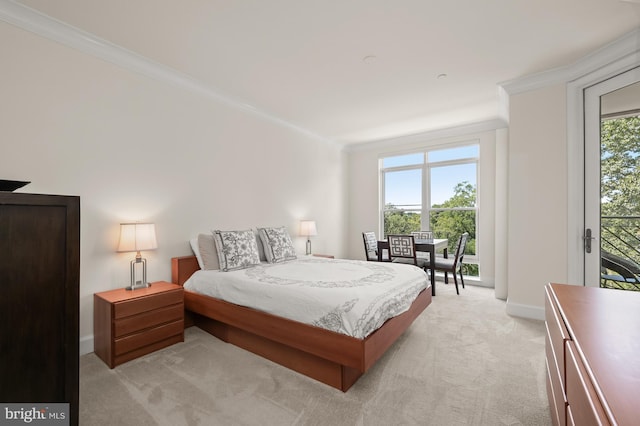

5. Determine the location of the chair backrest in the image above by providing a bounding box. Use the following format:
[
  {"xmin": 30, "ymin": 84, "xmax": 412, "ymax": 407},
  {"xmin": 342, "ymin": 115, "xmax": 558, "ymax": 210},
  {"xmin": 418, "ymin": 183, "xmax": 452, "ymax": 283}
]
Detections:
[
  {"xmin": 362, "ymin": 232, "xmax": 379, "ymax": 260},
  {"xmin": 387, "ymin": 234, "xmax": 418, "ymax": 264},
  {"xmin": 411, "ymin": 231, "xmax": 433, "ymax": 240},
  {"xmin": 452, "ymin": 233, "xmax": 469, "ymax": 266},
  {"xmin": 601, "ymin": 250, "xmax": 640, "ymax": 282}
]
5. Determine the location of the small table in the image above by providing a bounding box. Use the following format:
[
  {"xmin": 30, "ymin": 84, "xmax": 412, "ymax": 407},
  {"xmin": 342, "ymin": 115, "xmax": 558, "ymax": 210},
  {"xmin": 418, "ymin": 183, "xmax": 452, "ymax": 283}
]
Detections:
[
  {"xmin": 94, "ymin": 281, "xmax": 184, "ymax": 368},
  {"xmin": 378, "ymin": 238, "xmax": 448, "ymax": 295}
]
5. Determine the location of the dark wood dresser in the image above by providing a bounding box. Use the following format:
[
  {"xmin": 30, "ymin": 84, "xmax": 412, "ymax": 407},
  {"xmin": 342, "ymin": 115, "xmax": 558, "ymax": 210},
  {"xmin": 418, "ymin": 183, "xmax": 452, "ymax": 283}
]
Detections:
[
  {"xmin": 0, "ymin": 192, "xmax": 80, "ymax": 425},
  {"xmin": 545, "ymin": 283, "xmax": 640, "ymax": 426}
]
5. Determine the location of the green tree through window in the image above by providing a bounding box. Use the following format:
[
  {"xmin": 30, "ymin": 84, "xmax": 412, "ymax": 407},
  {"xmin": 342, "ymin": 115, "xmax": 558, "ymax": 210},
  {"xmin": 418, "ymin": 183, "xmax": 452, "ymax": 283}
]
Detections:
[
  {"xmin": 384, "ymin": 181, "xmax": 479, "ymax": 276},
  {"xmin": 600, "ymin": 116, "xmax": 640, "ymax": 290}
]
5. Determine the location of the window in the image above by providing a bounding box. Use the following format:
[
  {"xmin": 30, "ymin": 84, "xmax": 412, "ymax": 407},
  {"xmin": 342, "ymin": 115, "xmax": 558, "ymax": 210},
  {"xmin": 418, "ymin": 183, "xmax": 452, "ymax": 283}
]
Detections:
[
  {"xmin": 381, "ymin": 144, "xmax": 479, "ymax": 277},
  {"xmin": 382, "ymin": 154, "xmax": 423, "ymax": 236}
]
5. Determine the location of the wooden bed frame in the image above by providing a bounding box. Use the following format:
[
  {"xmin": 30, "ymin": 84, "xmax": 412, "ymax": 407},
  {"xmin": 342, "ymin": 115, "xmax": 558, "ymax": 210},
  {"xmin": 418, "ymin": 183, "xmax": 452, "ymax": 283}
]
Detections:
[{"xmin": 171, "ymin": 255, "xmax": 432, "ymax": 391}]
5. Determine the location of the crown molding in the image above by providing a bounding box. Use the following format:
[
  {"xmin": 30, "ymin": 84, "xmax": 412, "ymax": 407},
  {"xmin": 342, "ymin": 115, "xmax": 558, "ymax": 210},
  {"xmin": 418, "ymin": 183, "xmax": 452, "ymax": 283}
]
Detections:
[
  {"xmin": 3, "ymin": 0, "xmax": 637, "ymax": 148},
  {"xmin": 501, "ymin": 28, "xmax": 640, "ymax": 95},
  {"xmin": 0, "ymin": 0, "xmax": 333, "ymax": 144},
  {"xmin": 344, "ymin": 118, "xmax": 508, "ymax": 152}
]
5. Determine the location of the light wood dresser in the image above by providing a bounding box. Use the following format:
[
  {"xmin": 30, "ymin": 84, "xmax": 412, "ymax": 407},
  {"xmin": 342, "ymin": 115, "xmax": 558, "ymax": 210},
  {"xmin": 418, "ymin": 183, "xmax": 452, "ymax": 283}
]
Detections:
[
  {"xmin": 545, "ymin": 283, "xmax": 640, "ymax": 426},
  {"xmin": 94, "ymin": 281, "xmax": 184, "ymax": 368}
]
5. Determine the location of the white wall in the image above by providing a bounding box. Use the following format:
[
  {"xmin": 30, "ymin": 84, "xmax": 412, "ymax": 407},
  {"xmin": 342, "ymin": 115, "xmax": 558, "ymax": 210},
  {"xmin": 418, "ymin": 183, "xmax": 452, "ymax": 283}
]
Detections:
[
  {"xmin": 0, "ymin": 22, "xmax": 346, "ymax": 354},
  {"xmin": 505, "ymin": 84, "xmax": 568, "ymax": 317},
  {"xmin": 494, "ymin": 128, "xmax": 509, "ymax": 300},
  {"xmin": 503, "ymin": 30, "xmax": 640, "ymax": 319},
  {"xmin": 346, "ymin": 127, "xmax": 499, "ymax": 289}
]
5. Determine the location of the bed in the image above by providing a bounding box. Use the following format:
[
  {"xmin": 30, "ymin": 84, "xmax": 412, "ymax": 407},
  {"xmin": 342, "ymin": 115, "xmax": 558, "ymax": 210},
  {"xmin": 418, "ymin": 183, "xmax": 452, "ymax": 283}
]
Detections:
[{"xmin": 170, "ymin": 230, "xmax": 432, "ymax": 391}]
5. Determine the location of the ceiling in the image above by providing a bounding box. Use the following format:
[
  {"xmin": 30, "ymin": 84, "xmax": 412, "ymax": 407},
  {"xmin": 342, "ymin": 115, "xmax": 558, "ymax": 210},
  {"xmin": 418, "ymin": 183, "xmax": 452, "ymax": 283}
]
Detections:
[{"xmin": 12, "ymin": 0, "xmax": 640, "ymax": 145}]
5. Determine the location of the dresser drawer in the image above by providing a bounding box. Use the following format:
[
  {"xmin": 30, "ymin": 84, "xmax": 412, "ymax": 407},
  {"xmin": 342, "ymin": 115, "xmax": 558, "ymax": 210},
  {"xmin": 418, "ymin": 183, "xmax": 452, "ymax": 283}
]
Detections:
[
  {"xmin": 565, "ymin": 341, "xmax": 610, "ymax": 426},
  {"xmin": 566, "ymin": 404, "xmax": 575, "ymax": 426},
  {"xmin": 114, "ymin": 289, "xmax": 183, "ymax": 319},
  {"xmin": 546, "ymin": 356, "xmax": 563, "ymax": 426},
  {"xmin": 114, "ymin": 303, "xmax": 183, "ymax": 338},
  {"xmin": 545, "ymin": 286, "xmax": 570, "ymax": 381},
  {"xmin": 114, "ymin": 319, "xmax": 184, "ymax": 356},
  {"xmin": 545, "ymin": 330, "xmax": 567, "ymax": 426}
]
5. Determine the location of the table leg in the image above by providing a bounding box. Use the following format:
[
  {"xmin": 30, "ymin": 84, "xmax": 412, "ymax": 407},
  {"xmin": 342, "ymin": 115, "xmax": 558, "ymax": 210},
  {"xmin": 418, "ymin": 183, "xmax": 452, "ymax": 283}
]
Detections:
[
  {"xmin": 443, "ymin": 248, "xmax": 448, "ymax": 284},
  {"xmin": 430, "ymin": 246, "xmax": 436, "ymax": 296},
  {"xmin": 377, "ymin": 241, "xmax": 389, "ymax": 262}
]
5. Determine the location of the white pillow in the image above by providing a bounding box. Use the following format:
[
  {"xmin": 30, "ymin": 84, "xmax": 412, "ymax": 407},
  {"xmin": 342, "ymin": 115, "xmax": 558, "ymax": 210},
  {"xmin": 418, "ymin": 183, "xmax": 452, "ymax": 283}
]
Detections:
[
  {"xmin": 198, "ymin": 233, "xmax": 220, "ymax": 270},
  {"xmin": 190, "ymin": 237, "xmax": 205, "ymax": 269},
  {"xmin": 258, "ymin": 226, "xmax": 297, "ymax": 263},
  {"xmin": 212, "ymin": 229, "xmax": 261, "ymax": 271},
  {"xmin": 190, "ymin": 234, "xmax": 221, "ymax": 270}
]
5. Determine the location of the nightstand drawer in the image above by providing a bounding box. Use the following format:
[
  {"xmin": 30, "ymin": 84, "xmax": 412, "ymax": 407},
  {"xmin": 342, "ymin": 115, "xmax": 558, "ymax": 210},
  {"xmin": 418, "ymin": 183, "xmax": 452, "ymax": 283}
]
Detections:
[
  {"xmin": 114, "ymin": 290, "xmax": 182, "ymax": 319},
  {"xmin": 114, "ymin": 319, "xmax": 184, "ymax": 356},
  {"xmin": 114, "ymin": 303, "xmax": 183, "ymax": 338}
]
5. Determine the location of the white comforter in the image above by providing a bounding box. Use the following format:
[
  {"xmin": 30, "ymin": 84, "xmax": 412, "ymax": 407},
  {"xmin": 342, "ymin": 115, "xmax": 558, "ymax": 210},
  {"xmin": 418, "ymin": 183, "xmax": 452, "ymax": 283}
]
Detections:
[{"xmin": 183, "ymin": 257, "xmax": 429, "ymax": 339}]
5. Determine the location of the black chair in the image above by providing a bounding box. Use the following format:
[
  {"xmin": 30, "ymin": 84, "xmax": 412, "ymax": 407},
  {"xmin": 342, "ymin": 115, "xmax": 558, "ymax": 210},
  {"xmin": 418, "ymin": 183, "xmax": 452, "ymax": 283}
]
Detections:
[
  {"xmin": 410, "ymin": 231, "xmax": 433, "ymax": 261},
  {"xmin": 601, "ymin": 250, "xmax": 640, "ymax": 288},
  {"xmin": 387, "ymin": 235, "xmax": 430, "ymax": 269},
  {"xmin": 362, "ymin": 232, "xmax": 389, "ymax": 261},
  {"xmin": 411, "ymin": 231, "xmax": 433, "ymax": 240},
  {"xmin": 431, "ymin": 232, "xmax": 468, "ymax": 295}
]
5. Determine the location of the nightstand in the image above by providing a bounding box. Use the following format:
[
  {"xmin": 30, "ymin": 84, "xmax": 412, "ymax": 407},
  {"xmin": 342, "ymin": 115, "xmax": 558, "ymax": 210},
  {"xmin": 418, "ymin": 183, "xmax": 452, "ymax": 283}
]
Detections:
[{"xmin": 94, "ymin": 281, "xmax": 184, "ymax": 368}]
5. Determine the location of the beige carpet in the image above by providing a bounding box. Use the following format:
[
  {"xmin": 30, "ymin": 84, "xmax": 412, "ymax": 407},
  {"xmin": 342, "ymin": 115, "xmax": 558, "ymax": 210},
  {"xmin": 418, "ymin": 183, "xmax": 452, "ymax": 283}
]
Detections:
[{"xmin": 79, "ymin": 283, "xmax": 551, "ymax": 426}]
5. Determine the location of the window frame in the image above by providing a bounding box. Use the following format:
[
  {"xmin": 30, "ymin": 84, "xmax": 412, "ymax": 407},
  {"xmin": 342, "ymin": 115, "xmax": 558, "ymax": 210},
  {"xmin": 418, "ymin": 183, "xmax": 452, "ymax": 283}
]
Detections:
[
  {"xmin": 380, "ymin": 142, "xmax": 480, "ymax": 266},
  {"xmin": 380, "ymin": 163, "xmax": 424, "ymax": 234}
]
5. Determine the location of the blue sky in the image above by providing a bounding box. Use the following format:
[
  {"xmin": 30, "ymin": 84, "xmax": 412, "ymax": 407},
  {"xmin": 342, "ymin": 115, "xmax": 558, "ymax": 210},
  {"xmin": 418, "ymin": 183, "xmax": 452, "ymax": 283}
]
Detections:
[{"xmin": 383, "ymin": 145, "xmax": 478, "ymax": 207}]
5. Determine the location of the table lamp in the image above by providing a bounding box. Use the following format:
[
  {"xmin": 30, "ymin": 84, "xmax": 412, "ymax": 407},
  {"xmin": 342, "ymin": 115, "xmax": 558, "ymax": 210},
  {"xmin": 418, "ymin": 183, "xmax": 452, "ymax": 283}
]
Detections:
[
  {"xmin": 117, "ymin": 223, "xmax": 157, "ymax": 290},
  {"xmin": 299, "ymin": 220, "xmax": 317, "ymax": 255}
]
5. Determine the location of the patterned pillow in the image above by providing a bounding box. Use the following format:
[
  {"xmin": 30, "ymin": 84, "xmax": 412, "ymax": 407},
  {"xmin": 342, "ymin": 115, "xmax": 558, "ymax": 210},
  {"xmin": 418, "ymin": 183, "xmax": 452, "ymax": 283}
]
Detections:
[
  {"xmin": 212, "ymin": 229, "xmax": 261, "ymax": 271},
  {"xmin": 258, "ymin": 226, "xmax": 297, "ymax": 263}
]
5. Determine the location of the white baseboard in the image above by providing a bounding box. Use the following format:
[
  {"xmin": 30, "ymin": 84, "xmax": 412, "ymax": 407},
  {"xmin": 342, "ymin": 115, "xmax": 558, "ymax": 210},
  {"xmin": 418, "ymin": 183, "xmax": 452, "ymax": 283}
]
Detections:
[
  {"xmin": 505, "ymin": 299, "xmax": 545, "ymax": 321},
  {"xmin": 80, "ymin": 335, "xmax": 94, "ymax": 356}
]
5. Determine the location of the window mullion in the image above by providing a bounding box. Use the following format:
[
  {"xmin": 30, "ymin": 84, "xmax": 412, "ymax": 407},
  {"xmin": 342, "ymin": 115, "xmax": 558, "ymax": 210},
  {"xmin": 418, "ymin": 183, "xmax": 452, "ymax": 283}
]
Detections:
[{"xmin": 423, "ymin": 163, "xmax": 430, "ymax": 230}]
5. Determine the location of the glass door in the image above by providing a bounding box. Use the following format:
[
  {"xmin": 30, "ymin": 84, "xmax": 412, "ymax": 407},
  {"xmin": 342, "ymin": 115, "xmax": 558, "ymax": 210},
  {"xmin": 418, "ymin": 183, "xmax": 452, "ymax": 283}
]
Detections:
[{"xmin": 584, "ymin": 68, "xmax": 640, "ymax": 288}]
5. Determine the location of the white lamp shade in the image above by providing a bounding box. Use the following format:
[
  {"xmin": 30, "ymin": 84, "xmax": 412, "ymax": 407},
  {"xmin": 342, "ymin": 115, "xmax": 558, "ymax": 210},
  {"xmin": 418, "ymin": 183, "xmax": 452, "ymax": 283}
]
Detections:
[
  {"xmin": 299, "ymin": 220, "xmax": 318, "ymax": 237},
  {"xmin": 117, "ymin": 223, "xmax": 157, "ymax": 252}
]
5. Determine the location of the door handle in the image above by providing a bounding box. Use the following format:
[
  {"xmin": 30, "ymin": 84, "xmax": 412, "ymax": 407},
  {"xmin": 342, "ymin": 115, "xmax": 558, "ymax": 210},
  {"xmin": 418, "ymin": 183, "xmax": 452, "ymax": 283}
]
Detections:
[{"xmin": 584, "ymin": 228, "xmax": 594, "ymax": 253}]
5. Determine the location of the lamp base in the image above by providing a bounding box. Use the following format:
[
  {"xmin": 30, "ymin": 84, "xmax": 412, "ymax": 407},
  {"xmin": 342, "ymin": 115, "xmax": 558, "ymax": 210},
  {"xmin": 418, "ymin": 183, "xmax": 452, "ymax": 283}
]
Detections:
[
  {"xmin": 125, "ymin": 281, "xmax": 152, "ymax": 291},
  {"xmin": 125, "ymin": 256, "xmax": 151, "ymax": 290}
]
